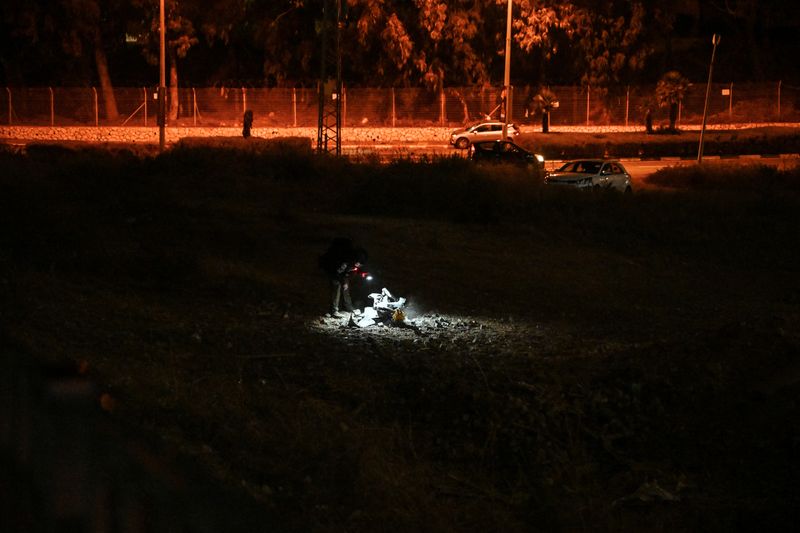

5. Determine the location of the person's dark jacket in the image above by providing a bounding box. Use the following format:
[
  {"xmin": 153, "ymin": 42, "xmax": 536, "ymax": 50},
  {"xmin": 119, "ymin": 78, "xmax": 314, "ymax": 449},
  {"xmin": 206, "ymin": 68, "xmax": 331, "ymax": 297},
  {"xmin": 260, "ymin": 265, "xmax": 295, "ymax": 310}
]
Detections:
[{"xmin": 319, "ymin": 238, "xmax": 357, "ymax": 280}]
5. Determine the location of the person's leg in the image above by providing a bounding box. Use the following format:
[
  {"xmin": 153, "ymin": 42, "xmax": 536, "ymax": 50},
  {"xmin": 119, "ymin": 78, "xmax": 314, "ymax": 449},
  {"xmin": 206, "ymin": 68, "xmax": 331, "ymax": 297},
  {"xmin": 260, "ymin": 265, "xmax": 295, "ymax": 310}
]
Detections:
[
  {"xmin": 330, "ymin": 278, "xmax": 342, "ymax": 314},
  {"xmin": 341, "ymin": 281, "xmax": 354, "ymax": 312}
]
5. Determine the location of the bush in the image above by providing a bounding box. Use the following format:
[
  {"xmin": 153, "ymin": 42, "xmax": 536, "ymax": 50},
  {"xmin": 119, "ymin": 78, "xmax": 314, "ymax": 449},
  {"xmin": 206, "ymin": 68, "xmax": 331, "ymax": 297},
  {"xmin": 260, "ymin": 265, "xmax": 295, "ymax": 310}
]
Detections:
[
  {"xmin": 645, "ymin": 162, "xmax": 800, "ymax": 191},
  {"xmin": 518, "ymin": 127, "xmax": 800, "ymax": 160}
]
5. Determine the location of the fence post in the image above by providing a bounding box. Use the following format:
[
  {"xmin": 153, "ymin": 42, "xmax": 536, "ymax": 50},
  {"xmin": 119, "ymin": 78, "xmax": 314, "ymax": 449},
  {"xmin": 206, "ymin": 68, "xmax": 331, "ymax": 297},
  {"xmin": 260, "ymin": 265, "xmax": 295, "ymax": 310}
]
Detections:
[
  {"xmin": 192, "ymin": 88, "xmax": 197, "ymax": 126},
  {"xmin": 342, "ymin": 85, "xmax": 347, "ymax": 127},
  {"xmin": 391, "ymin": 87, "xmax": 396, "ymax": 128},
  {"xmin": 6, "ymin": 87, "xmax": 11, "ymax": 125},
  {"xmin": 586, "ymin": 85, "xmax": 590, "ymax": 126},
  {"xmin": 440, "ymin": 88, "xmax": 446, "ymax": 126},
  {"xmin": 242, "ymin": 87, "xmax": 247, "ymax": 119},
  {"xmin": 778, "ymin": 80, "xmax": 782, "ymax": 122},
  {"xmin": 93, "ymin": 87, "xmax": 99, "ymax": 126},
  {"xmin": 728, "ymin": 82, "xmax": 733, "ymax": 120},
  {"xmin": 625, "ymin": 86, "xmax": 629, "ymax": 127},
  {"xmin": 143, "ymin": 88, "xmax": 147, "ymax": 127},
  {"xmin": 292, "ymin": 87, "xmax": 297, "ymax": 127},
  {"xmin": 678, "ymin": 99, "xmax": 682, "ymax": 127},
  {"xmin": 49, "ymin": 87, "xmax": 54, "ymax": 126}
]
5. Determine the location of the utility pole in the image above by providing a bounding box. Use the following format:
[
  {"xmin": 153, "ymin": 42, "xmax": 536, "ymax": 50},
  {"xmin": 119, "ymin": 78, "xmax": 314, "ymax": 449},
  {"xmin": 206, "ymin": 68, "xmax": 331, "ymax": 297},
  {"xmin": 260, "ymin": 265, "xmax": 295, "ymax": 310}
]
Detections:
[
  {"xmin": 316, "ymin": 0, "xmax": 342, "ymax": 155},
  {"xmin": 698, "ymin": 34, "xmax": 721, "ymax": 163},
  {"xmin": 502, "ymin": 0, "xmax": 512, "ymax": 140},
  {"xmin": 158, "ymin": 0, "xmax": 166, "ymax": 151}
]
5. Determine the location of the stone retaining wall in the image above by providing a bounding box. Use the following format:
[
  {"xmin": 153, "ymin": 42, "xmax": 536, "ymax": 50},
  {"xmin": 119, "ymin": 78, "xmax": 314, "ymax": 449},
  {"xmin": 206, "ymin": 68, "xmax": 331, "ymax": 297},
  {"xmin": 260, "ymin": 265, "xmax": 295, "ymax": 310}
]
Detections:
[
  {"xmin": 0, "ymin": 126, "xmax": 449, "ymax": 145},
  {"xmin": 1, "ymin": 123, "xmax": 798, "ymax": 146}
]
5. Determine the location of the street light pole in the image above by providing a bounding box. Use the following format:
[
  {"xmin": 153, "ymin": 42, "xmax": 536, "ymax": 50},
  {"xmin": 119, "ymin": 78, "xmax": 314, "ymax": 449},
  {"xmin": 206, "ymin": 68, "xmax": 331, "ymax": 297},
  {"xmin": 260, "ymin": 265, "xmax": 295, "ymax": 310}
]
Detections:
[
  {"xmin": 697, "ymin": 34, "xmax": 721, "ymax": 163},
  {"xmin": 158, "ymin": 0, "xmax": 166, "ymax": 151},
  {"xmin": 502, "ymin": 0, "xmax": 512, "ymax": 140}
]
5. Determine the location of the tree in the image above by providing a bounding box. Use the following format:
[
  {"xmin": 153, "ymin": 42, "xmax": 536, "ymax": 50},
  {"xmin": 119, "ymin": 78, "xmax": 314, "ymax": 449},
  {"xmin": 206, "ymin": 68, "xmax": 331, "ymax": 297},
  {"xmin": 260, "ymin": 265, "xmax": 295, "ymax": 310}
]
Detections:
[
  {"xmin": 656, "ymin": 70, "xmax": 688, "ymax": 131},
  {"xmin": 576, "ymin": 2, "xmax": 652, "ymax": 89},
  {"xmin": 134, "ymin": 0, "xmax": 198, "ymax": 120},
  {"xmin": 0, "ymin": 0, "xmax": 126, "ymax": 118},
  {"xmin": 343, "ymin": 0, "xmax": 499, "ymax": 89},
  {"xmin": 512, "ymin": 0, "xmax": 656, "ymax": 118},
  {"xmin": 0, "ymin": 3, "xmax": 39, "ymax": 84},
  {"xmin": 512, "ymin": 0, "xmax": 582, "ymax": 84},
  {"xmin": 58, "ymin": 0, "xmax": 124, "ymax": 120},
  {"xmin": 244, "ymin": 0, "xmax": 317, "ymax": 86}
]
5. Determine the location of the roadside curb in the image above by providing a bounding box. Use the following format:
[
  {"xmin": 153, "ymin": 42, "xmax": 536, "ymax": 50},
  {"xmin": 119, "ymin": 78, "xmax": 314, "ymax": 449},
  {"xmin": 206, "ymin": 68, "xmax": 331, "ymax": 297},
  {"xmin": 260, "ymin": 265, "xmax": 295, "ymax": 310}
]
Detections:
[
  {"xmin": 616, "ymin": 154, "xmax": 800, "ymax": 162},
  {"xmin": 3, "ymin": 137, "xmax": 799, "ymax": 162}
]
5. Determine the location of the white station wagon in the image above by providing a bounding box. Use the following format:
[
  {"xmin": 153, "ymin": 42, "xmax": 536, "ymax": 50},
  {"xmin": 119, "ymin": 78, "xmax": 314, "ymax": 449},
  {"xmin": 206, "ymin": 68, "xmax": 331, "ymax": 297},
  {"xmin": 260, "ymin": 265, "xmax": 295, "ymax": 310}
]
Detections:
[
  {"xmin": 544, "ymin": 159, "xmax": 633, "ymax": 193},
  {"xmin": 449, "ymin": 121, "xmax": 520, "ymax": 149}
]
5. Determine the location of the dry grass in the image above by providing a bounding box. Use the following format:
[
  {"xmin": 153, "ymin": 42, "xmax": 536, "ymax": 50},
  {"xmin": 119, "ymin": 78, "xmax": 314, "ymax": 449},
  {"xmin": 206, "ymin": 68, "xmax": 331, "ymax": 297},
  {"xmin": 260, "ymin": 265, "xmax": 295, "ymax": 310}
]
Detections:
[
  {"xmin": 646, "ymin": 160, "xmax": 800, "ymax": 191},
  {"xmin": 1, "ymin": 143, "xmax": 799, "ymax": 531},
  {"xmin": 518, "ymin": 126, "xmax": 800, "ymax": 159}
]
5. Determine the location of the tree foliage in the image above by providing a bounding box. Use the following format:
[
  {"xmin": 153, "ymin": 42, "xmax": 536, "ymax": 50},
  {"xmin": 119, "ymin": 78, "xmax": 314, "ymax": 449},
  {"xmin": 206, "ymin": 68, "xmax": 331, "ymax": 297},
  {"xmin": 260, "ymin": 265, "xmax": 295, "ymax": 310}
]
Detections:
[
  {"xmin": 1, "ymin": 0, "xmax": 798, "ymax": 88},
  {"xmin": 655, "ymin": 70, "xmax": 689, "ymax": 107},
  {"xmin": 656, "ymin": 69, "xmax": 689, "ymax": 130}
]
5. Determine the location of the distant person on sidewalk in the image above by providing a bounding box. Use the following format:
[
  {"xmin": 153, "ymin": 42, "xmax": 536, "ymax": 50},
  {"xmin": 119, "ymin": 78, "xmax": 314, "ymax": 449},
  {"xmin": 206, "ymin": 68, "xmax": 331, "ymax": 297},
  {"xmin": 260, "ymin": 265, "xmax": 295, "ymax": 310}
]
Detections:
[
  {"xmin": 242, "ymin": 110, "xmax": 253, "ymax": 138},
  {"xmin": 318, "ymin": 238, "xmax": 368, "ymax": 318}
]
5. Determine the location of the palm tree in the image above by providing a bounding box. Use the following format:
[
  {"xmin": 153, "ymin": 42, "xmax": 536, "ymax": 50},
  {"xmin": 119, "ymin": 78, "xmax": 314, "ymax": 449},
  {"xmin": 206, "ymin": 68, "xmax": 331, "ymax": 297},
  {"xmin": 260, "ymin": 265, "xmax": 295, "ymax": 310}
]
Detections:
[
  {"xmin": 532, "ymin": 87, "xmax": 559, "ymax": 133},
  {"xmin": 656, "ymin": 71, "xmax": 690, "ymax": 131}
]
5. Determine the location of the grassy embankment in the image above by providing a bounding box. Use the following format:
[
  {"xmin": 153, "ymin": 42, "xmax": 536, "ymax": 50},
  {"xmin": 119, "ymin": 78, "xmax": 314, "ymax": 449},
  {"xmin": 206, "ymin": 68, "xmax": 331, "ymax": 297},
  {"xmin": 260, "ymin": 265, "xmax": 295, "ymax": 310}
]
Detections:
[
  {"xmin": 1, "ymin": 139, "xmax": 798, "ymax": 531},
  {"xmin": 517, "ymin": 126, "xmax": 800, "ymax": 159}
]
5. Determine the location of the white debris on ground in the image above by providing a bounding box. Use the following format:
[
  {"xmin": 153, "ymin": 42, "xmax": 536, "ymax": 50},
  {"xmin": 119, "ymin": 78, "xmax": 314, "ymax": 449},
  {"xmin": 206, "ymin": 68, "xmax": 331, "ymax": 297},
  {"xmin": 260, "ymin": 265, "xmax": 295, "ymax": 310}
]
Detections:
[
  {"xmin": 312, "ymin": 307, "xmax": 564, "ymax": 358},
  {"xmin": 352, "ymin": 288, "xmax": 407, "ymax": 328},
  {"xmin": 312, "ymin": 286, "xmax": 565, "ymax": 353}
]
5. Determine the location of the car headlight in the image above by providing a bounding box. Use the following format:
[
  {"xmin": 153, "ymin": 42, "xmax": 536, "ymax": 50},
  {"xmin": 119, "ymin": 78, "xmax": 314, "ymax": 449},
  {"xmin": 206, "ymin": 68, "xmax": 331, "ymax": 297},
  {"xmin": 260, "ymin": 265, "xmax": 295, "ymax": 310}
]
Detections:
[{"xmin": 535, "ymin": 154, "xmax": 544, "ymax": 163}]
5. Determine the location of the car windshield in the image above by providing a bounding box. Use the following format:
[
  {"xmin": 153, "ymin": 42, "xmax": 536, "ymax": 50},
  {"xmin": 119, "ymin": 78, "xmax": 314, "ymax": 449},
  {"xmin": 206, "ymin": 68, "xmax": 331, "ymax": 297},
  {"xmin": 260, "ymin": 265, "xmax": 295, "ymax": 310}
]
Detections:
[{"xmin": 557, "ymin": 161, "xmax": 601, "ymax": 174}]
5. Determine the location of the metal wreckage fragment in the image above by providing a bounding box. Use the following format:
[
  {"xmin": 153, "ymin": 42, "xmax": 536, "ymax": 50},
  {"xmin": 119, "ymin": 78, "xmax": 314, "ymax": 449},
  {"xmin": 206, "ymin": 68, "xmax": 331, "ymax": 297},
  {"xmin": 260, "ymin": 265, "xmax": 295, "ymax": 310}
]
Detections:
[{"xmin": 349, "ymin": 288, "xmax": 420, "ymax": 333}]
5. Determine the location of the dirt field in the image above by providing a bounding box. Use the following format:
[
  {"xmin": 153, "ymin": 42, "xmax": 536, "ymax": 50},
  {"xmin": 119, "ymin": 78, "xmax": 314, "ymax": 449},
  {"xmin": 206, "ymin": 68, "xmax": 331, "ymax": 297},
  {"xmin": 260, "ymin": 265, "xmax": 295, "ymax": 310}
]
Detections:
[{"xmin": 1, "ymin": 143, "xmax": 799, "ymax": 531}]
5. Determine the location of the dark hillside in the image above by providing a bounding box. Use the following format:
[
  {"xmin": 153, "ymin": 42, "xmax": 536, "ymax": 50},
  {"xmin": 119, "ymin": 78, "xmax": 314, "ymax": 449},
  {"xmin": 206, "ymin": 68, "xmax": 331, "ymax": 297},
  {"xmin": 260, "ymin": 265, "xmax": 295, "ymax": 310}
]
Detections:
[{"xmin": 1, "ymin": 143, "xmax": 799, "ymax": 531}]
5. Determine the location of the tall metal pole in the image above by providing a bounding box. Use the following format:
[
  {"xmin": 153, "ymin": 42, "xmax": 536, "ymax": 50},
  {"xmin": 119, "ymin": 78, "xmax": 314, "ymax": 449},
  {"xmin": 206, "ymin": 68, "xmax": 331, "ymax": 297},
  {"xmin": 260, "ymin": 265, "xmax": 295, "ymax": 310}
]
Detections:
[
  {"xmin": 698, "ymin": 34, "xmax": 720, "ymax": 163},
  {"xmin": 316, "ymin": 0, "xmax": 342, "ymax": 155},
  {"xmin": 158, "ymin": 0, "xmax": 166, "ymax": 151},
  {"xmin": 502, "ymin": 0, "xmax": 512, "ymax": 140}
]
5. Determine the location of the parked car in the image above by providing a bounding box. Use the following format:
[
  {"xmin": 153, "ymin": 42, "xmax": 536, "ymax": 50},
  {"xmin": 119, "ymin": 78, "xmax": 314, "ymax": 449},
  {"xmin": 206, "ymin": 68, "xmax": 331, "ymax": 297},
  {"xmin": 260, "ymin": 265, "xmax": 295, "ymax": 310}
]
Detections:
[
  {"xmin": 544, "ymin": 159, "xmax": 632, "ymax": 193},
  {"xmin": 469, "ymin": 140, "xmax": 546, "ymax": 177},
  {"xmin": 450, "ymin": 121, "xmax": 520, "ymax": 149}
]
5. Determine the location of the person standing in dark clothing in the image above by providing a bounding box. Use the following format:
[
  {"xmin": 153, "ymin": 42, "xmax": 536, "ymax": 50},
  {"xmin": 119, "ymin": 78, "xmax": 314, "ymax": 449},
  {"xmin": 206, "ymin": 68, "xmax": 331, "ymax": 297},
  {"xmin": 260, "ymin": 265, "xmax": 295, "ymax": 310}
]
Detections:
[
  {"xmin": 242, "ymin": 110, "xmax": 253, "ymax": 138},
  {"xmin": 319, "ymin": 238, "xmax": 368, "ymax": 318}
]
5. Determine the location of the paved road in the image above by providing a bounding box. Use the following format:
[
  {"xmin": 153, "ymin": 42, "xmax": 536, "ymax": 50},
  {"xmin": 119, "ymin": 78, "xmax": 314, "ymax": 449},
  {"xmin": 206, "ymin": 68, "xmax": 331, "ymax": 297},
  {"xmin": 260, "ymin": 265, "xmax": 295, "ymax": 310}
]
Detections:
[{"xmin": 342, "ymin": 143, "xmax": 799, "ymax": 187}]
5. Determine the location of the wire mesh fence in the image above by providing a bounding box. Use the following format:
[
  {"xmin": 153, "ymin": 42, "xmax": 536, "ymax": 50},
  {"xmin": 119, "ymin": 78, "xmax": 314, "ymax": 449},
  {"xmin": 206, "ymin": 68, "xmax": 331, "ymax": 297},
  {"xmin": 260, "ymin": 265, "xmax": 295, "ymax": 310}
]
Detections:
[{"xmin": 2, "ymin": 82, "xmax": 798, "ymax": 128}]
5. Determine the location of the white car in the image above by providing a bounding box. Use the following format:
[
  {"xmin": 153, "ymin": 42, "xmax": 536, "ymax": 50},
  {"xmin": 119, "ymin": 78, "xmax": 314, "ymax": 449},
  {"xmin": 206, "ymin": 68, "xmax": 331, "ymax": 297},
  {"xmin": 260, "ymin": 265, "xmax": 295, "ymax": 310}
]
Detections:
[
  {"xmin": 544, "ymin": 159, "xmax": 632, "ymax": 193},
  {"xmin": 449, "ymin": 121, "xmax": 520, "ymax": 149}
]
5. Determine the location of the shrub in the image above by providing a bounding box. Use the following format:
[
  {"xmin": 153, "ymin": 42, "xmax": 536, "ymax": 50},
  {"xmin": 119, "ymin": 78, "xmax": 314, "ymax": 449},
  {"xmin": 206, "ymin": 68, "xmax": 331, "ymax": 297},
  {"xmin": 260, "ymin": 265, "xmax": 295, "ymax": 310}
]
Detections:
[{"xmin": 645, "ymin": 162, "xmax": 800, "ymax": 191}]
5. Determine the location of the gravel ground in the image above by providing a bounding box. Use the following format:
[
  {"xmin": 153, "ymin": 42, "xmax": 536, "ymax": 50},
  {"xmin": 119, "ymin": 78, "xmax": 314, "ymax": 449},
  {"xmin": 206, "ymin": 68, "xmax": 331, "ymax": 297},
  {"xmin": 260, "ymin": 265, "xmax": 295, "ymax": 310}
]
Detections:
[
  {"xmin": 2, "ymin": 145, "xmax": 798, "ymax": 532},
  {"xmin": 2, "ymin": 123, "xmax": 799, "ymax": 145}
]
